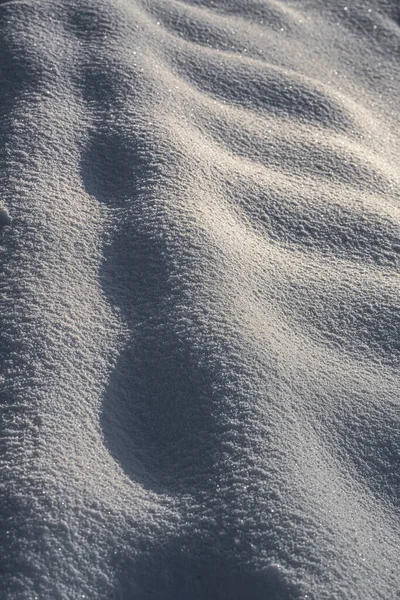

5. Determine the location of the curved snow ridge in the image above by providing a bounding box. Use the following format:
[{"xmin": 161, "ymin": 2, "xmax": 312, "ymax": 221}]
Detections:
[{"xmin": 0, "ymin": 0, "xmax": 399, "ymax": 598}]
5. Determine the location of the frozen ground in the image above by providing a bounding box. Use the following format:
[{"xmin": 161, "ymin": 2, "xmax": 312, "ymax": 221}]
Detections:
[{"xmin": 0, "ymin": 0, "xmax": 399, "ymax": 598}]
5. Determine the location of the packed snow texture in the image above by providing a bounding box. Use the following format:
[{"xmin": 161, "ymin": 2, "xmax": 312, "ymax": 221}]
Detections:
[{"xmin": 0, "ymin": 0, "xmax": 399, "ymax": 598}]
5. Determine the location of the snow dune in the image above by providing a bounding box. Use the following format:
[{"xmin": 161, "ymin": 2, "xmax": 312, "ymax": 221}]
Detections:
[{"xmin": 0, "ymin": 0, "xmax": 399, "ymax": 598}]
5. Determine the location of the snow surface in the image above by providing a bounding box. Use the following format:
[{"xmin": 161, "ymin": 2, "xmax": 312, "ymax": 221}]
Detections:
[{"xmin": 0, "ymin": 0, "xmax": 399, "ymax": 598}]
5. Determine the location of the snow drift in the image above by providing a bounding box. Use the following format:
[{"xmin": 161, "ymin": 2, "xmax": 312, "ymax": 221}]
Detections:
[{"xmin": 0, "ymin": 0, "xmax": 399, "ymax": 598}]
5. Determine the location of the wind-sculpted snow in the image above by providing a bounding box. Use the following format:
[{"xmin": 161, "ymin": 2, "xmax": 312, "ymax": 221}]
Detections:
[{"xmin": 0, "ymin": 0, "xmax": 399, "ymax": 598}]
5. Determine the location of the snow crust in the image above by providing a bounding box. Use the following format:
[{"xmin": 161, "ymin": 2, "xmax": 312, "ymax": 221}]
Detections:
[{"xmin": 0, "ymin": 0, "xmax": 399, "ymax": 598}]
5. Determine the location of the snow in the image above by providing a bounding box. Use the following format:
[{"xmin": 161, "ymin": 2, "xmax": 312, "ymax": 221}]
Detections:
[{"xmin": 0, "ymin": 0, "xmax": 399, "ymax": 598}]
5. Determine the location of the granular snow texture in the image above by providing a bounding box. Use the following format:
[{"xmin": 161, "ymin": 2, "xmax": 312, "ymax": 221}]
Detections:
[{"xmin": 0, "ymin": 0, "xmax": 399, "ymax": 598}]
